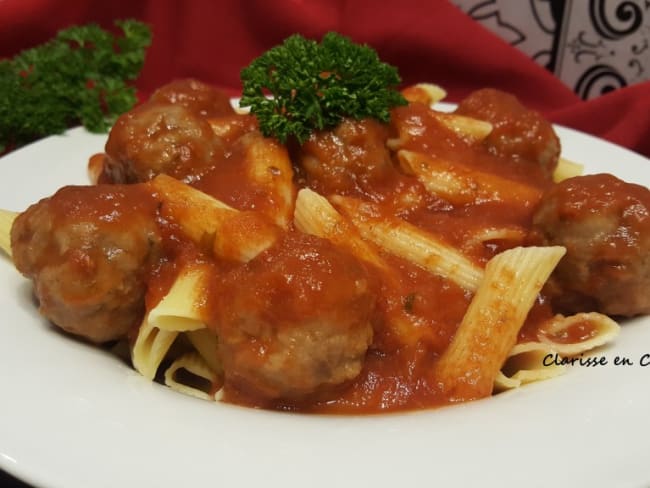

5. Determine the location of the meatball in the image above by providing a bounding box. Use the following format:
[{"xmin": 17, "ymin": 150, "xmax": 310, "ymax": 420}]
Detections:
[
  {"xmin": 210, "ymin": 232, "xmax": 375, "ymax": 402},
  {"xmin": 456, "ymin": 88, "xmax": 560, "ymax": 179},
  {"xmin": 296, "ymin": 118, "xmax": 394, "ymax": 195},
  {"xmin": 531, "ymin": 173, "xmax": 650, "ymax": 316},
  {"xmin": 11, "ymin": 184, "xmax": 162, "ymax": 343},
  {"xmin": 104, "ymin": 102, "xmax": 224, "ymax": 183},
  {"xmin": 150, "ymin": 79, "xmax": 235, "ymax": 118}
]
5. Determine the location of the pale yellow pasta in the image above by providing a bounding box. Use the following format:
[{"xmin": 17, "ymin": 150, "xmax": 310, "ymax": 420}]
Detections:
[
  {"xmin": 149, "ymin": 174, "xmax": 279, "ymax": 262},
  {"xmin": 148, "ymin": 264, "xmax": 212, "ymax": 332},
  {"xmin": 164, "ymin": 352, "xmax": 222, "ymax": 401},
  {"xmin": 538, "ymin": 312, "xmax": 620, "ymax": 356},
  {"xmin": 132, "ymin": 316, "xmax": 179, "ymax": 381},
  {"xmin": 461, "ymin": 225, "xmax": 527, "ymax": 253},
  {"xmin": 553, "ymin": 157, "xmax": 584, "ymax": 183},
  {"xmin": 494, "ymin": 342, "xmax": 566, "ymax": 392},
  {"xmin": 401, "ymin": 82, "xmax": 448, "ymax": 105},
  {"xmin": 295, "ymin": 188, "xmax": 442, "ymax": 347},
  {"xmin": 387, "ymin": 114, "xmax": 492, "ymax": 148},
  {"xmin": 187, "ymin": 328, "xmax": 222, "ymax": 375},
  {"xmin": 294, "ymin": 188, "xmax": 389, "ymax": 272},
  {"xmin": 331, "ymin": 195, "xmax": 484, "ymax": 291},
  {"xmin": 397, "ymin": 149, "xmax": 541, "ymax": 207},
  {"xmin": 149, "ymin": 173, "xmax": 235, "ymax": 241},
  {"xmin": 0, "ymin": 209, "xmax": 18, "ymax": 257},
  {"xmin": 238, "ymin": 132, "xmax": 295, "ymax": 229},
  {"xmin": 434, "ymin": 246, "xmax": 566, "ymax": 400},
  {"xmin": 433, "ymin": 113, "xmax": 493, "ymax": 143},
  {"xmin": 133, "ymin": 261, "xmax": 220, "ymax": 380}
]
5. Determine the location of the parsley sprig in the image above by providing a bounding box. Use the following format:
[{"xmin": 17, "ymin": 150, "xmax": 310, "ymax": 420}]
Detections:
[
  {"xmin": 0, "ymin": 20, "xmax": 151, "ymax": 153},
  {"xmin": 240, "ymin": 32, "xmax": 407, "ymax": 143}
]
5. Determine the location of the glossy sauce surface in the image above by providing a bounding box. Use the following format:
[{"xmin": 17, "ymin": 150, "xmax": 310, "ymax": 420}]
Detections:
[
  {"xmin": 92, "ymin": 86, "xmax": 572, "ymax": 413},
  {"xmin": 171, "ymin": 97, "xmax": 557, "ymax": 412}
]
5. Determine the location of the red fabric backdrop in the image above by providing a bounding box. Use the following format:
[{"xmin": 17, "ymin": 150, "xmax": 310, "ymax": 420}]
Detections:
[{"xmin": 1, "ymin": 0, "xmax": 649, "ymax": 158}]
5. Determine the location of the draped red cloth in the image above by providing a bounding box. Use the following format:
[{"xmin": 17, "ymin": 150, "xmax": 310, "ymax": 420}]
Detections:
[{"xmin": 1, "ymin": 0, "xmax": 648, "ymax": 158}]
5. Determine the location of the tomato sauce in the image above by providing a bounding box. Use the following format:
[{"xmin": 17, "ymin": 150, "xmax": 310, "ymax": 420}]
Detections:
[{"xmin": 101, "ymin": 87, "xmax": 565, "ymax": 413}]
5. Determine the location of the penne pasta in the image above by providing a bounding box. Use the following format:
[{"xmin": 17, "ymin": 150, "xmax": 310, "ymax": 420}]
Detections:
[
  {"xmin": 397, "ymin": 149, "xmax": 542, "ymax": 207},
  {"xmin": 164, "ymin": 352, "xmax": 222, "ymax": 401},
  {"xmin": 132, "ymin": 315, "xmax": 179, "ymax": 381},
  {"xmin": 434, "ymin": 246, "xmax": 566, "ymax": 400},
  {"xmin": 537, "ymin": 312, "xmax": 620, "ymax": 357},
  {"xmin": 187, "ymin": 328, "xmax": 222, "ymax": 375},
  {"xmin": 0, "ymin": 209, "xmax": 18, "ymax": 257},
  {"xmin": 295, "ymin": 188, "xmax": 448, "ymax": 347},
  {"xmin": 294, "ymin": 188, "xmax": 389, "ymax": 272},
  {"xmin": 494, "ymin": 342, "xmax": 566, "ymax": 391},
  {"xmin": 149, "ymin": 174, "xmax": 279, "ymax": 262},
  {"xmin": 331, "ymin": 195, "xmax": 484, "ymax": 291},
  {"xmin": 238, "ymin": 132, "xmax": 295, "ymax": 229},
  {"xmin": 401, "ymin": 83, "xmax": 448, "ymax": 105},
  {"xmin": 461, "ymin": 225, "xmax": 527, "ymax": 253},
  {"xmin": 432, "ymin": 113, "xmax": 493, "ymax": 143},
  {"xmin": 553, "ymin": 156, "xmax": 584, "ymax": 182},
  {"xmin": 147, "ymin": 263, "xmax": 212, "ymax": 332}
]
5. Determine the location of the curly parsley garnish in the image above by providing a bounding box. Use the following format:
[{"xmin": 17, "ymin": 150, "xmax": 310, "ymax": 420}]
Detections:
[
  {"xmin": 0, "ymin": 20, "xmax": 151, "ymax": 153},
  {"xmin": 239, "ymin": 32, "xmax": 407, "ymax": 143}
]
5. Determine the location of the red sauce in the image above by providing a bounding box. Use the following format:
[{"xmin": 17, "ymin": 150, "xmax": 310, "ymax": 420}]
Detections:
[
  {"xmin": 93, "ymin": 87, "xmax": 572, "ymax": 413},
  {"xmin": 543, "ymin": 319, "xmax": 599, "ymax": 345}
]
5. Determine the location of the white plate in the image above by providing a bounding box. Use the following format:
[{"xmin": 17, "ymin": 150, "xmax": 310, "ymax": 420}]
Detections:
[{"xmin": 1, "ymin": 126, "xmax": 649, "ymax": 488}]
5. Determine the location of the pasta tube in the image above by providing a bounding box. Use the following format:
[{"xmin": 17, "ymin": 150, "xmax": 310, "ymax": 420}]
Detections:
[
  {"xmin": 433, "ymin": 113, "xmax": 493, "ymax": 143},
  {"xmin": 149, "ymin": 174, "xmax": 279, "ymax": 262},
  {"xmin": 434, "ymin": 246, "xmax": 566, "ymax": 400},
  {"xmin": 401, "ymin": 83, "xmax": 448, "ymax": 105},
  {"xmin": 494, "ymin": 342, "xmax": 566, "ymax": 391},
  {"xmin": 397, "ymin": 149, "xmax": 541, "ymax": 207},
  {"xmin": 294, "ymin": 188, "xmax": 389, "ymax": 272},
  {"xmin": 331, "ymin": 195, "xmax": 484, "ymax": 291},
  {"xmin": 239, "ymin": 132, "xmax": 295, "ymax": 229},
  {"xmin": 132, "ymin": 315, "xmax": 179, "ymax": 381},
  {"xmin": 295, "ymin": 188, "xmax": 447, "ymax": 347},
  {"xmin": 537, "ymin": 312, "xmax": 620, "ymax": 357},
  {"xmin": 147, "ymin": 263, "xmax": 212, "ymax": 332},
  {"xmin": 164, "ymin": 352, "xmax": 222, "ymax": 401},
  {"xmin": 187, "ymin": 328, "xmax": 222, "ymax": 375},
  {"xmin": 553, "ymin": 157, "xmax": 584, "ymax": 182},
  {"xmin": 0, "ymin": 209, "xmax": 18, "ymax": 257}
]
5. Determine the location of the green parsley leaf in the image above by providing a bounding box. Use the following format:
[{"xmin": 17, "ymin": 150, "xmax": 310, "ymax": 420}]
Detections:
[
  {"xmin": 239, "ymin": 32, "xmax": 407, "ymax": 144},
  {"xmin": 0, "ymin": 19, "xmax": 151, "ymax": 153}
]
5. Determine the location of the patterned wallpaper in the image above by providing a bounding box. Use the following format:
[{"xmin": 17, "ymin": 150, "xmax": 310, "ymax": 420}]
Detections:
[{"xmin": 453, "ymin": 0, "xmax": 650, "ymax": 99}]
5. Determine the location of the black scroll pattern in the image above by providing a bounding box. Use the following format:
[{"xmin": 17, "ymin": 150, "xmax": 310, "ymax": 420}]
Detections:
[
  {"xmin": 589, "ymin": 0, "xmax": 644, "ymax": 40},
  {"xmin": 455, "ymin": 0, "xmax": 649, "ymax": 99},
  {"xmin": 575, "ymin": 64, "xmax": 628, "ymax": 98}
]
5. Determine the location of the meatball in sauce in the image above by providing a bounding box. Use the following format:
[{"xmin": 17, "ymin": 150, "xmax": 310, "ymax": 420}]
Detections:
[
  {"xmin": 456, "ymin": 88, "xmax": 560, "ymax": 179},
  {"xmin": 209, "ymin": 232, "xmax": 375, "ymax": 406},
  {"xmin": 149, "ymin": 78, "xmax": 235, "ymax": 118},
  {"xmin": 11, "ymin": 185, "xmax": 162, "ymax": 343},
  {"xmin": 104, "ymin": 103, "xmax": 225, "ymax": 183},
  {"xmin": 532, "ymin": 173, "xmax": 650, "ymax": 317}
]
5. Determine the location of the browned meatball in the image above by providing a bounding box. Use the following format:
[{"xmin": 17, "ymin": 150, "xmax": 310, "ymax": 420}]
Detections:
[
  {"xmin": 104, "ymin": 102, "xmax": 224, "ymax": 183},
  {"xmin": 532, "ymin": 173, "xmax": 650, "ymax": 316},
  {"xmin": 456, "ymin": 88, "xmax": 560, "ymax": 179},
  {"xmin": 11, "ymin": 185, "xmax": 162, "ymax": 343},
  {"xmin": 296, "ymin": 118, "xmax": 394, "ymax": 195},
  {"xmin": 150, "ymin": 79, "xmax": 235, "ymax": 118},
  {"xmin": 210, "ymin": 232, "xmax": 375, "ymax": 402}
]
